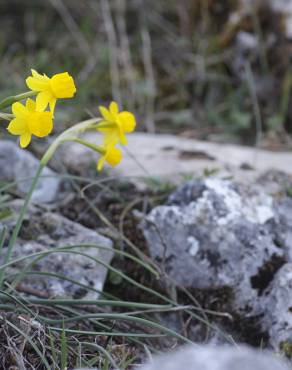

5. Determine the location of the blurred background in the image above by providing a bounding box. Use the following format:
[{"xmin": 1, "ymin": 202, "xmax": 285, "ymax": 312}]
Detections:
[{"xmin": 1, "ymin": 0, "xmax": 292, "ymax": 148}]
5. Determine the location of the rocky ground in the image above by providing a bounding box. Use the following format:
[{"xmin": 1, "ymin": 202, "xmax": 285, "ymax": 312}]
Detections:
[
  {"xmin": 1, "ymin": 133, "xmax": 292, "ymax": 368},
  {"xmin": 139, "ymin": 345, "xmax": 291, "ymax": 370}
]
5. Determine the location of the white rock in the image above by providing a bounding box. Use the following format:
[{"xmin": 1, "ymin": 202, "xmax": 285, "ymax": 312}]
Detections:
[
  {"xmin": 62, "ymin": 132, "xmax": 292, "ymax": 187},
  {"xmin": 139, "ymin": 345, "xmax": 290, "ymax": 370},
  {"xmin": 0, "ymin": 140, "xmax": 60, "ymax": 203}
]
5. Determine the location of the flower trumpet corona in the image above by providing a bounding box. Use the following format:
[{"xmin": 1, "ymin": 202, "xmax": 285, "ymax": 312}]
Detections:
[
  {"xmin": 97, "ymin": 144, "xmax": 122, "ymax": 171},
  {"xmin": 26, "ymin": 69, "xmax": 76, "ymax": 113},
  {"xmin": 73, "ymin": 137, "xmax": 122, "ymax": 171},
  {"xmin": 7, "ymin": 99, "xmax": 53, "ymax": 148},
  {"xmin": 97, "ymin": 101, "xmax": 136, "ymax": 145}
]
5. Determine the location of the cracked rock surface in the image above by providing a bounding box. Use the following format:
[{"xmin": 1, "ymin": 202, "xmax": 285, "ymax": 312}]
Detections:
[
  {"xmin": 0, "ymin": 200, "xmax": 113, "ymax": 299},
  {"xmin": 141, "ymin": 174, "xmax": 292, "ymax": 349}
]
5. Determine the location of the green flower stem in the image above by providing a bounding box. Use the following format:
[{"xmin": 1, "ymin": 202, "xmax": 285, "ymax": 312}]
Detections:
[
  {"xmin": 0, "ymin": 113, "xmax": 14, "ymax": 121},
  {"xmin": 93, "ymin": 122, "xmax": 116, "ymax": 129},
  {"xmin": 0, "ymin": 91, "xmax": 37, "ymax": 110},
  {"xmin": 48, "ymin": 313, "xmax": 193, "ymax": 344},
  {"xmin": 41, "ymin": 117, "xmax": 101, "ymax": 166},
  {"xmin": 0, "ymin": 296, "xmax": 170, "ymax": 310},
  {"xmin": 0, "ymin": 117, "xmax": 101, "ymax": 288},
  {"xmin": 0, "ymin": 163, "xmax": 45, "ymax": 287},
  {"xmin": 73, "ymin": 138, "xmax": 105, "ymax": 154}
]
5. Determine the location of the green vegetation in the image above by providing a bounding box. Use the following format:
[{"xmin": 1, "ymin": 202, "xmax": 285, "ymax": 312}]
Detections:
[
  {"xmin": 0, "ymin": 1, "xmax": 291, "ymax": 367},
  {"xmin": 1, "ymin": 0, "xmax": 292, "ymax": 145}
]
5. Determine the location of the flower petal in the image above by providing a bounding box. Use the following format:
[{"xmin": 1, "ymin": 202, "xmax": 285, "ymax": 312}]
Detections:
[
  {"xmin": 31, "ymin": 69, "xmax": 45, "ymax": 78},
  {"xmin": 99, "ymin": 106, "xmax": 114, "ymax": 122},
  {"xmin": 26, "ymin": 75, "xmax": 50, "ymax": 92},
  {"xmin": 49, "ymin": 98, "xmax": 57, "ymax": 115},
  {"xmin": 118, "ymin": 128, "xmax": 128, "ymax": 145},
  {"xmin": 28, "ymin": 112, "xmax": 53, "ymax": 138},
  {"xmin": 26, "ymin": 98, "xmax": 36, "ymax": 112},
  {"xmin": 50, "ymin": 72, "xmax": 76, "ymax": 98},
  {"xmin": 109, "ymin": 101, "xmax": 119, "ymax": 117},
  {"xmin": 102, "ymin": 131, "xmax": 120, "ymax": 146},
  {"xmin": 36, "ymin": 91, "xmax": 52, "ymax": 112},
  {"xmin": 20, "ymin": 133, "xmax": 32, "ymax": 148},
  {"xmin": 97, "ymin": 156, "xmax": 106, "ymax": 171},
  {"xmin": 7, "ymin": 118, "xmax": 28, "ymax": 135},
  {"xmin": 118, "ymin": 112, "xmax": 136, "ymax": 133},
  {"xmin": 12, "ymin": 102, "xmax": 28, "ymax": 118}
]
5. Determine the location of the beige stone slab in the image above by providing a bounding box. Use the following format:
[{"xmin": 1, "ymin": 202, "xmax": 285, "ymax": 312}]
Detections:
[{"xmin": 62, "ymin": 132, "xmax": 292, "ymax": 184}]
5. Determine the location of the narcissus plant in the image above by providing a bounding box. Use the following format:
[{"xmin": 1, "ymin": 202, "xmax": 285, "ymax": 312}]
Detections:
[
  {"xmin": 0, "ymin": 70, "xmax": 136, "ymax": 171},
  {"xmin": 26, "ymin": 69, "xmax": 76, "ymax": 113},
  {"xmin": 0, "ymin": 69, "xmax": 137, "ymax": 289},
  {"xmin": 98, "ymin": 101, "xmax": 136, "ymax": 145},
  {"xmin": 7, "ymin": 99, "xmax": 53, "ymax": 148}
]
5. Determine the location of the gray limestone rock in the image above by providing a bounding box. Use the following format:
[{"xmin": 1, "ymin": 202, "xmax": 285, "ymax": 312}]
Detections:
[
  {"xmin": 141, "ymin": 177, "xmax": 285, "ymax": 312},
  {"xmin": 141, "ymin": 175, "xmax": 292, "ymax": 349},
  {"xmin": 139, "ymin": 345, "xmax": 291, "ymax": 370},
  {"xmin": 0, "ymin": 140, "xmax": 60, "ymax": 203},
  {"xmin": 0, "ymin": 200, "xmax": 113, "ymax": 299},
  {"xmin": 261, "ymin": 263, "xmax": 292, "ymax": 350}
]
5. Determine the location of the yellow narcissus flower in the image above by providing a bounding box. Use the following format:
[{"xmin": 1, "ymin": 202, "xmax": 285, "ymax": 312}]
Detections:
[
  {"xmin": 98, "ymin": 101, "xmax": 136, "ymax": 145},
  {"xmin": 26, "ymin": 69, "xmax": 76, "ymax": 114},
  {"xmin": 97, "ymin": 143, "xmax": 122, "ymax": 171},
  {"xmin": 7, "ymin": 99, "xmax": 53, "ymax": 148}
]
